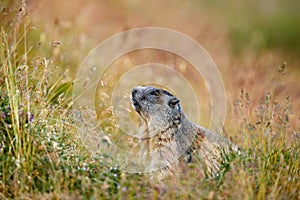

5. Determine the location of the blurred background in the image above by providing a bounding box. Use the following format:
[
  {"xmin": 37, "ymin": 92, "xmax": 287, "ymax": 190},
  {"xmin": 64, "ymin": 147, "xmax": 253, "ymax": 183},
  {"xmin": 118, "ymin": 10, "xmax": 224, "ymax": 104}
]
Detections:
[{"xmin": 1, "ymin": 0, "xmax": 299, "ymax": 135}]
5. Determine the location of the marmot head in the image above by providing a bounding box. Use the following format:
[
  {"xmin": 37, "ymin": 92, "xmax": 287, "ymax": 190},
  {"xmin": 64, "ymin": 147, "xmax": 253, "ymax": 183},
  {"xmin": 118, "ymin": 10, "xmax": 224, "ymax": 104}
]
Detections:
[{"xmin": 131, "ymin": 86, "xmax": 182, "ymax": 130}]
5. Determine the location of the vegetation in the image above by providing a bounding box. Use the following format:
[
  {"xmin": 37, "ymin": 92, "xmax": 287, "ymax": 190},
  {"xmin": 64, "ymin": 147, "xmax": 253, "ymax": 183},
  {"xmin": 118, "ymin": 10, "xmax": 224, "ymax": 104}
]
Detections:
[
  {"xmin": 196, "ymin": 0, "xmax": 300, "ymax": 56},
  {"xmin": 0, "ymin": 1, "xmax": 299, "ymax": 199}
]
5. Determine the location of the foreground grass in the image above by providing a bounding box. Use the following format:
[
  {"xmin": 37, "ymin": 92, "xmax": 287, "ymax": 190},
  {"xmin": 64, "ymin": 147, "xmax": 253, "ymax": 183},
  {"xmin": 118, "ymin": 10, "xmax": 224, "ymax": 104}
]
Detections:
[{"xmin": 1, "ymin": 3, "xmax": 299, "ymax": 200}]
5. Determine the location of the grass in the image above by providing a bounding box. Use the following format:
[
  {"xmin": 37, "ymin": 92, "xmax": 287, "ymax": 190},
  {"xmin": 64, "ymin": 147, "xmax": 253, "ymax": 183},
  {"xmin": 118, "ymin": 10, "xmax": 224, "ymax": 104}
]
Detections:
[{"xmin": 1, "ymin": 1, "xmax": 299, "ymax": 199}]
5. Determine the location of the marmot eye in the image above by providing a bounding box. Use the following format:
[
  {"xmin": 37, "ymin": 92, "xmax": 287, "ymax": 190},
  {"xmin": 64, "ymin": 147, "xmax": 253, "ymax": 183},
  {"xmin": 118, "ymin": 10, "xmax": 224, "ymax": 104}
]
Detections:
[{"xmin": 150, "ymin": 90, "xmax": 159, "ymax": 96}]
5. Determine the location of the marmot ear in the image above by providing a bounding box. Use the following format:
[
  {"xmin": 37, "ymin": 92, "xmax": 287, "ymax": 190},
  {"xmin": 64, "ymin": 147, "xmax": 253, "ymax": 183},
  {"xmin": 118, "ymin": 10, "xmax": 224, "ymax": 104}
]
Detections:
[{"xmin": 168, "ymin": 97, "xmax": 180, "ymax": 108}]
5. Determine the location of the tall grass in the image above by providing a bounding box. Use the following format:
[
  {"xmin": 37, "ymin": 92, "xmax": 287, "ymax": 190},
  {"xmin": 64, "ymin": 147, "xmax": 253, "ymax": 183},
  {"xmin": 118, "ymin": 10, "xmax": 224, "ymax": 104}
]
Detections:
[{"xmin": 0, "ymin": 1, "xmax": 299, "ymax": 199}]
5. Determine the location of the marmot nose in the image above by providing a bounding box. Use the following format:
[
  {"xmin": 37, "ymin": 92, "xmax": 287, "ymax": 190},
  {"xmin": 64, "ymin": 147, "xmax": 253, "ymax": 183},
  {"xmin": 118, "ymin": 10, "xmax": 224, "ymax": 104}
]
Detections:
[
  {"xmin": 132, "ymin": 88, "xmax": 138, "ymax": 99},
  {"xmin": 132, "ymin": 86, "xmax": 144, "ymax": 98}
]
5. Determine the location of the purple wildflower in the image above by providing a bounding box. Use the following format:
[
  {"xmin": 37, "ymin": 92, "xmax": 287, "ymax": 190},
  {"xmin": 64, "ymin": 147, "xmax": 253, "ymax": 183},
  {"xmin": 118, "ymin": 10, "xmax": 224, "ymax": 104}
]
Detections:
[
  {"xmin": 1, "ymin": 112, "xmax": 6, "ymax": 118},
  {"xmin": 27, "ymin": 112, "xmax": 34, "ymax": 122}
]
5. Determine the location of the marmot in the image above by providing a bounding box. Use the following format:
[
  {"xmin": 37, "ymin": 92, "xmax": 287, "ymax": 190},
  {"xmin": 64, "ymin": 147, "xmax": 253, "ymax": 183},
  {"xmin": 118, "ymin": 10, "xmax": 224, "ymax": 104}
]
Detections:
[{"xmin": 131, "ymin": 86, "xmax": 237, "ymax": 180}]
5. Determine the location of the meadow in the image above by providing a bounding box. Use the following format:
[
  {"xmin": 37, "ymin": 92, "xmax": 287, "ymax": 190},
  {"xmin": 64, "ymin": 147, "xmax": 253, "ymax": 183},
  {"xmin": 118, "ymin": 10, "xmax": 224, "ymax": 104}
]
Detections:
[{"xmin": 0, "ymin": 1, "xmax": 299, "ymax": 199}]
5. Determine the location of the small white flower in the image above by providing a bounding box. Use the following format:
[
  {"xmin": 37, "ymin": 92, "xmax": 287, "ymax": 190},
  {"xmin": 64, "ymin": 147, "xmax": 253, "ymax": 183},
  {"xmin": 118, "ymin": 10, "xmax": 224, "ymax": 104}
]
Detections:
[{"xmin": 52, "ymin": 141, "xmax": 58, "ymax": 149}]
